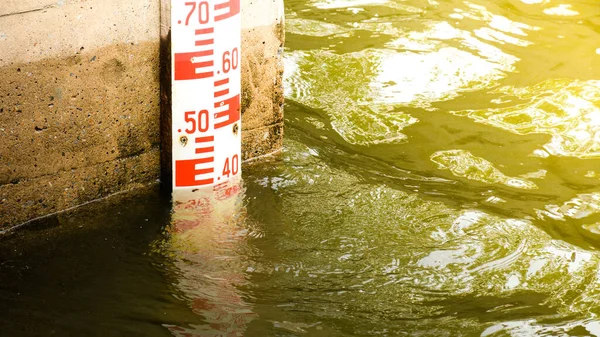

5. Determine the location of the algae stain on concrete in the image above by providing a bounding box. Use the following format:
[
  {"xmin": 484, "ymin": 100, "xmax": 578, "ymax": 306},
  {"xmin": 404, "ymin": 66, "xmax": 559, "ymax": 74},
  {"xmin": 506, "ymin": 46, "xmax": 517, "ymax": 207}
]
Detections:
[
  {"xmin": 0, "ymin": 41, "xmax": 161, "ymax": 229},
  {"xmin": 240, "ymin": 22, "xmax": 285, "ymax": 160}
]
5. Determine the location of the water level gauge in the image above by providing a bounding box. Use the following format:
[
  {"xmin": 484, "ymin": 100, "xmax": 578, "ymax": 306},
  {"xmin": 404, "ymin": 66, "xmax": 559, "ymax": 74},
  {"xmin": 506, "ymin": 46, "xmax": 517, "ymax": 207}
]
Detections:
[{"xmin": 171, "ymin": 0, "xmax": 241, "ymax": 189}]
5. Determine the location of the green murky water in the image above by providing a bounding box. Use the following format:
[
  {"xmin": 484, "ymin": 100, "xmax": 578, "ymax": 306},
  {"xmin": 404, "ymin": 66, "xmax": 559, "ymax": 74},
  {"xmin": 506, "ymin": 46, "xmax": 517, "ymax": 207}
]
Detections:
[{"xmin": 4, "ymin": 0, "xmax": 600, "ymax": 335}]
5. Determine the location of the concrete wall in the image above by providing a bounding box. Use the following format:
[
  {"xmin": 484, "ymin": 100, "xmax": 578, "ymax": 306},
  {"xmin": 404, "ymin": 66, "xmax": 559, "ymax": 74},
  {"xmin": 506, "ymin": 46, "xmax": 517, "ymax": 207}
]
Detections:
[
  {"xmin": 0, "ymin": 0, "xmax": 161, "ymax": 230},
  {"xmin": 240, "ymin": 0, "xmax": 285, "ymax": 161},
  {"xmin": 1, "ymin": 0, "xmax": 285, "ymax": 231}
]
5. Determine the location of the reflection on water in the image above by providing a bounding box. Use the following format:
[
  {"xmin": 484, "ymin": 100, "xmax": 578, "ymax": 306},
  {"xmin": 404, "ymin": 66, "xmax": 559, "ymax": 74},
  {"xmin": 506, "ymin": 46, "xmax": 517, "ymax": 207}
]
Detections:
[
  {"xmin": 241, "ymin": 0, "xmax": 600, "ymax": 335},
  {"xmin": 454, "ymin": 79, "xmax": 600, "ymax": 158},
  {"xmin": 543, "ymin": 4, "xmax": 579, "ymax": 16},
  {"xmin": 243, "ymin": 138, "xmax": 600, "ymax": 335},
  {"xmin": 160, "ymin": 182, "xmax": 254, "ymax": 337},
  {"xmin": 430, "ymin": 149, "xmax": 538, "ymax": 189},
  {"xmin": 285, "ymin": 49, "xmax": 419, "ymax": 145}
]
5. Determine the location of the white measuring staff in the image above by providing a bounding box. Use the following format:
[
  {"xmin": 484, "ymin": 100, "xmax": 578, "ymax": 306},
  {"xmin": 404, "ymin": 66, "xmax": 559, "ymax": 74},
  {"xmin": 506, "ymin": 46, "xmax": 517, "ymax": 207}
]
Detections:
[{"xmin": 171, "ymin": 0, "xmax": 242, "ymax": 191}]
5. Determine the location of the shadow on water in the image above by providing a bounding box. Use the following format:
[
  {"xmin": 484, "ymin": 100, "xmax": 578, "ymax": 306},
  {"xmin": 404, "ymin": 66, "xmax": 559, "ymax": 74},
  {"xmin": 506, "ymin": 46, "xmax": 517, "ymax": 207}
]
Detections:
[
  {"xmin": 0, "ymin": 187, "xmax": 204, "ymax": 336},
  {"xmin": 0, "ymin": 184, "xmax": 254, "ymax": 337},
  {"xmin": 157, "ymin": 181, "xmax": 256, "ymax": 337}
]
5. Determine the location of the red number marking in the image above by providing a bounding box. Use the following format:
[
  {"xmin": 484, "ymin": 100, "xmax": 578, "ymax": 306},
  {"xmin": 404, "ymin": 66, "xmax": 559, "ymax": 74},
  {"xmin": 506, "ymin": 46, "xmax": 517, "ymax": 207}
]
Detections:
[
  {"xmin": 185, "ymin": 1, "xmax": 210, "ymax": 25},
  {"xmin": 222, "ymin": 157, "xmax": 231, "ymax": 177},
  {"xmin": 184, "ymin": 2, "xmax": 197, "ymax": 25},
  {"xmin": 221, "ymin": 154, "xmax": 239, "ymax": 178},
  {"xmin": 183, "ymin": 110, "xmax": 209, "ymax": 133},
  {"xmin": 221, "ymin": 48, "xmax": 238, "ymax": 74},
  {"xmin": 184, "ymin": 111, "xmax": 196, "ymax": 133},
  {"xmin": 198, "ymin": 1, "xmax": 210, "ymax": 24},
  {"xmin": 231, "ymin": 154, "xmax": 239, "ymax": 175}
]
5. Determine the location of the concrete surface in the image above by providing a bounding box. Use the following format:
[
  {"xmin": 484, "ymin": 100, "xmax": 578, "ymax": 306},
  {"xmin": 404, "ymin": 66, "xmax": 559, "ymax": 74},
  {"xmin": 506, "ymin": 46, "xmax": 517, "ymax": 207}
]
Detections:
[
  {"xmin": 240, "ymin": 0, "xmax": 285, "ymax": 161},
  {"xmin": 0, "ymin": 0, "xmax": 161, "ymax": 230}
]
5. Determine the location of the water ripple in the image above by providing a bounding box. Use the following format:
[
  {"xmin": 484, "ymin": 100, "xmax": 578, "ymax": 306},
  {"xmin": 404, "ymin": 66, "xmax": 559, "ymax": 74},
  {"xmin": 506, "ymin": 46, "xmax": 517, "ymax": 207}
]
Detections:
[
  {"xmin": 430, "ymin": 149, "xmax": 538, "ymax": 189},
  {"xmin": 454, "ymin": 79, "xmax": 600, "ymax": 158}
]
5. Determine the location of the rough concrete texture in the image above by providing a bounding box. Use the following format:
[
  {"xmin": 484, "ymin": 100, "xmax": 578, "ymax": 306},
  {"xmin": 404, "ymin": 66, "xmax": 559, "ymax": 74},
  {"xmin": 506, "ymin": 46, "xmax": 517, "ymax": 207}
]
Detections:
[
  {"xmin": 240, "ymin": 0, "xmax": 285, "ymax": 161},
  {"xmin": 1, "ymin": 149, "xmax": 159, "ymax": 231},
  {"xmin": 0, "ymin": 0, "xmax": 161, "ymax": 230},
  {"xmin": 0, "ymin": 0, "xmax": 159, "ymax": 66},
  {"xmin": 0, "ymin": 42, "xmax": 161, "ymax": 229},
  {"xmin": 240, "ymin": 23, "xmax": 285, "ymax": 160}
]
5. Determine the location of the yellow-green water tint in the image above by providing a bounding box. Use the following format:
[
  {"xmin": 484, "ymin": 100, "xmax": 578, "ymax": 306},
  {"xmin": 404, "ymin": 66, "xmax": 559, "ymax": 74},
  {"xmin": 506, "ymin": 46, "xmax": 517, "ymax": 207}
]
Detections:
[
  {"xmin": 242, "ymin": 0, "xmax": 600, "ymax": 335},
  {"xmin": 430, "ymin": 149, "xmax": 538, "ymax": 189}
]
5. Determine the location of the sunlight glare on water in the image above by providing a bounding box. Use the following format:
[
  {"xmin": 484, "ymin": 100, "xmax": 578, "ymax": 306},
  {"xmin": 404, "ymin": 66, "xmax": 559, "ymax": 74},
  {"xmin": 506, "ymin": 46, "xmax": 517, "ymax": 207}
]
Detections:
[{"xmin": 239, "ymin": 0, "xmax": 600, "ymax": 335}]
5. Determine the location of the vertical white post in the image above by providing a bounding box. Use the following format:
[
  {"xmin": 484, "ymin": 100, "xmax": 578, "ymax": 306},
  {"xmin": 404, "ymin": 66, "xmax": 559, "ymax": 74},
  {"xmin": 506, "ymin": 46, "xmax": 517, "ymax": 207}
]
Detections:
[
  {"xmin": 166, "ymin": 5, "xmax": 248, "ymax": 332},
  {"xmin": 171, "ymin": 0, "xmax": 242, "ymax": 196}
]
